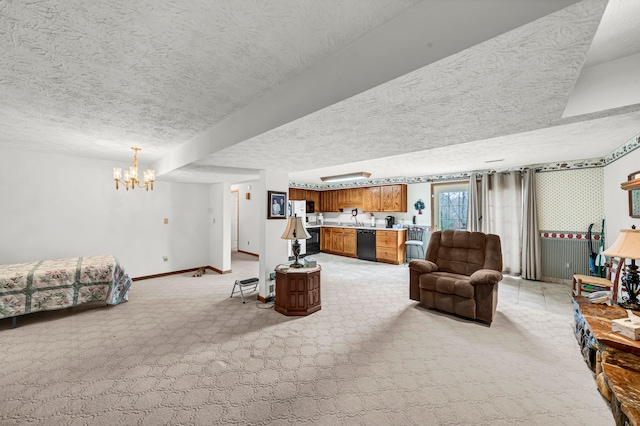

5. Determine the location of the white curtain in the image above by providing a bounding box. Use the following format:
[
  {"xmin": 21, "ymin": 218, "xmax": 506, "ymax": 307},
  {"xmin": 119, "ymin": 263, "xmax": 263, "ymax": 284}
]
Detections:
[
  {"xmin": 480, "ymin": 172, "xmax": 523, "ymax": 275},
  {"xmin": 521, "ymin": 169, "xmax": 542, "ymax": 280},
  {"xmin": 480, "ymin": 173, "xmax": 491, "ymax": 233},
  {"xmin": 467, "ymin": 175, "xmax": 480, "ymax": 231}
]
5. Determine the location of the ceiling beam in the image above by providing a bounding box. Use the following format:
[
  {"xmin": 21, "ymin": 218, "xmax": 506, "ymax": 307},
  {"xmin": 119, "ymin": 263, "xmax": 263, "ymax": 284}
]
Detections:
[{"xmin": 153, "ymin": 0, "xmax": 580, "ymax": 177}]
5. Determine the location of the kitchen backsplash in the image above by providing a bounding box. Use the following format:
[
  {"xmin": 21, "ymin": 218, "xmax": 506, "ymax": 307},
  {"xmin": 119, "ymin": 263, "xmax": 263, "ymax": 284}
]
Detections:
[{"xmin": 306, "ymin": 209, "xmax": 429, "ymax": 227}]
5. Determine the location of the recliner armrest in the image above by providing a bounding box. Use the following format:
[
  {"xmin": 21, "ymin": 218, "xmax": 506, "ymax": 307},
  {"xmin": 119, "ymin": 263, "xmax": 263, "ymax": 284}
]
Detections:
[
  {"xmin": 470, "ymin": 269, "xmax": 502, "ymax": 285},
  {"xmin": 408, "ymin": 259, "xmax": 438, "ymax": 274}
]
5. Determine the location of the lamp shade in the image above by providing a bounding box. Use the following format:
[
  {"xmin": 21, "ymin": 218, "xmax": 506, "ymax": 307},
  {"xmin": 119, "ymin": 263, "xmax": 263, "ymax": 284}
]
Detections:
[
  {"xmin": 602, "ymin": 229, "xmax": 640, "ymax": 259},
  {"xmin": 281, "ymin": 216, "xmax": 311, "ymax": 240}
]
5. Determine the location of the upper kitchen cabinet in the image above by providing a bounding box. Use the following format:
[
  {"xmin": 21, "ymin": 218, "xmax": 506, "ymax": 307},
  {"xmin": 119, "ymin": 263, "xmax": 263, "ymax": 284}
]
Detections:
[
  {"xmin": 289, "ymin": 188, "xmax": 321, "ymax": 206},
  {"xmin": 308, "ymin": 190, "xmax": 321, "ymax": 208},
  {"xmin": 381, "ymin": 185, "xmax": 407, "ymax": 212},
  {"xmin": 288, "ymin": 188, "xmax": 304, "ymax": 200},
  {"xmin": 295, "ymin": 184, "xmax": 406, "ymax": 212},
  {"xmin": 337, "ymin": 189, "xmax": 349, "ymax": 208},
  {"xmin": 349, "ymin": 188, "xmax": 363, "ymax": 207},
  {"xmin": 337, "ymin": 187, "xmax": 363, "ymax": 209},
  {"xmin": 320, "ymin": 190, "xmax": 339, "ymax": 212},
  {"xmin": 363, "ymin": 186, "xmax": 381, "ymax": 212}
]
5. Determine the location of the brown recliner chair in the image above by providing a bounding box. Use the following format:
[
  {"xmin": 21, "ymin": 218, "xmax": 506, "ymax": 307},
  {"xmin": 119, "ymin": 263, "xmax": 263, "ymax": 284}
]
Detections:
[{"xmin": 409, "ymin": 230, "xmax": 503, "ymax": 324}]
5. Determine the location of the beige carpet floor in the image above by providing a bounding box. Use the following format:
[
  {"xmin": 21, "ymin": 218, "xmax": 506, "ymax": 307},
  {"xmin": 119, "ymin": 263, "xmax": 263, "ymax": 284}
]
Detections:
[{"xmin": 0, "ymin": 252, "xmax": 613, "ymax": 425}]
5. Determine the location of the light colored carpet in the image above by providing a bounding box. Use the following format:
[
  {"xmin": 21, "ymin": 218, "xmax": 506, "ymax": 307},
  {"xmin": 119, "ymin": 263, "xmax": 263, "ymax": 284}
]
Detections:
[{"xmin": 0, "ymin": 252, "xmax": 613, "ymax": 425}]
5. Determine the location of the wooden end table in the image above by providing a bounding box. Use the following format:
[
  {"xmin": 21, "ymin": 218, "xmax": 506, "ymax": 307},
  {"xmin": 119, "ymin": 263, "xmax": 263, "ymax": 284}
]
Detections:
[
  {"xmin": 572, "ymin": 296, "xmax": 640, "ymax": 425},
  {"xmin": 275, "ymin": 265, "xmax": 321, "ymax": 316}
]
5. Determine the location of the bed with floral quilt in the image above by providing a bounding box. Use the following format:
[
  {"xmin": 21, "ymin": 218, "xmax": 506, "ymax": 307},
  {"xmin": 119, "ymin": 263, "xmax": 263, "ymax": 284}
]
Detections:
[{"xmin": 0, "ymin": 255, "xmax": 131, "ymax": 328}]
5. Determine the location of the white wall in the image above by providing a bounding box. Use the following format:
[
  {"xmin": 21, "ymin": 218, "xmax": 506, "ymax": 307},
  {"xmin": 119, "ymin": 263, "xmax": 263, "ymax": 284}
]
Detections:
[
  {"xmin": 209, "ymin": 183, "xmax": 231, "ymax": 272},
  {"xmin": 258, "ymin": 170, "xmax": 290, "ymax": 298},
  {"xmin": 231, "ymin": 181, "xmax": 260, "ymax": 255},
  {"xmin": 0, "ymin": 148, "xmax": 210, "ymax": 278},
  {"xmin": 604, "ymin": 149, "xmax": 640, "ymax": 246}
]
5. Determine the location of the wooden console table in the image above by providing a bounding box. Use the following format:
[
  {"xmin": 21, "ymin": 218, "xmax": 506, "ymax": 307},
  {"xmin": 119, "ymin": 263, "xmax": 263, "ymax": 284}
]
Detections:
[
  {"xmin": 572, "ymin": 296, "xmax": 640, "ymax": 425},
  {"xmin": 275, "ymin": 265, "xmax": 321, "ymax": 316}
]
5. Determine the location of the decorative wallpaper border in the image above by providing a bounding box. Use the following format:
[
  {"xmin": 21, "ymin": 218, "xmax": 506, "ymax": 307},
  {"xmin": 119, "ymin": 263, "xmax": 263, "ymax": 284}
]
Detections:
[
  {"xmin": 603, "ymin": 134, "xmax": 640, "ymax": 164},
  {"xmin": 534, "ymin": 158, "xmax": 605, "ymax": 172},
  {"xmin": 290, "ymin": 132, "xmax": 640, "ymax": 189},
  {"xmin": 540, "ymin": 231, "xmax": 601, "ymax": 240}
]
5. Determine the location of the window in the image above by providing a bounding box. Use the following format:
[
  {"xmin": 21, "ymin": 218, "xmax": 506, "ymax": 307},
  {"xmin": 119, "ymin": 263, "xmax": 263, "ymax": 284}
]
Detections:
[
  {"xmin": 439, "ymin": 190, "xmax": 468, "ymax": 230},
  {"xmin": 431, "ymin": 181, "xmax": 468, "ymax": 231}
]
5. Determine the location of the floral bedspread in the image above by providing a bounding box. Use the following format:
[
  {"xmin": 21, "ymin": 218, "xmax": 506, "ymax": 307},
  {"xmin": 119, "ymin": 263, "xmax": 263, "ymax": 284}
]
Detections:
[{"xmin": 0, "ymin": 255, "xmax": 131, "ymax": 320}]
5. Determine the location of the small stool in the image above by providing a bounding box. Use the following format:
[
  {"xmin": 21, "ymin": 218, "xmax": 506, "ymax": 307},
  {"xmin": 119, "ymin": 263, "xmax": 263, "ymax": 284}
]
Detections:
[{"xmin": 230, "ymin": 277, "xmax": 259, "ymax": 303}]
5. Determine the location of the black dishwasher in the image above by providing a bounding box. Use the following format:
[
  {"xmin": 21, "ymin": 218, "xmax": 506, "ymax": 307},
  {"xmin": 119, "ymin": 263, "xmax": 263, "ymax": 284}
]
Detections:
[
  {"xmin": 306, "ymin": 227, "xmax": 320, "ymax": 255},
  {"xmin": 356, "ymin": 229, "xmax": 376, "ymax": 261}
]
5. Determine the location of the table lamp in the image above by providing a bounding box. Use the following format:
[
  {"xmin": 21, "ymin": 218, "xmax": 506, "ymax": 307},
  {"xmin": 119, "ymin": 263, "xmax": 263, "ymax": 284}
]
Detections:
[
  {"xmin": 281, "ymin": 215, "xmax": 311, "ymax": 268},
  {"xmin": 602, "ymin": 229, "xmax": 640, "ymax": 310}
]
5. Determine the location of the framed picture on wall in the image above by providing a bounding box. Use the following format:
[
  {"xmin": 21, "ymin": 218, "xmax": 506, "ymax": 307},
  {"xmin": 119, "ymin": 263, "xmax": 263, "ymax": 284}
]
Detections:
[
  {"xmin": 268, "ymin": 191, "xmax": 287, "ymax": 219},
  {"xmin": 628, "ymin": 171, "xmax": 640, "ymax": 218}
]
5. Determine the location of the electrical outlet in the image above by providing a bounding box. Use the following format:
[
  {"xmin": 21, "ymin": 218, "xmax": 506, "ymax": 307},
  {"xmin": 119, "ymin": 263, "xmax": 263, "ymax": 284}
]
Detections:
[
  {"xmin": 566, "ymin": 262, "xmax": 571, "ymax": 268},
  {"xmin": 163, "ymin": 256, "xmax": 168, "ymax": 262},
  {"xmin": 212, "ymin": 218, "xmax": 215, "ymax": 224},
  {"xmin": 247, "ymin": 241, "xmax": 250, "ymax": 245},
  {"xmin": 164, "ymin": 218, "xmax": 169, "ymax": 224},
  {"xmin": 269, "ymin": 284, "xmax": 274, "ymax": 294}
]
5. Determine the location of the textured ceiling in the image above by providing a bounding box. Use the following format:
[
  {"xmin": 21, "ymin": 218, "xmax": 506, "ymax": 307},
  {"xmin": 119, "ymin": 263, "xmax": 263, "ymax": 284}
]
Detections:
[
  {"xmin": 2, "ymin": 0, "xmax": 640, "ymax": 185},
  {"xmin": 583, "ymin": 0, "xmax": 640, "ymax": 67},
  {"xmin": 0, "ymin": 0, "xmax": 419, "ymax": 162},
  {"xmin": 177, "ymin": 0, "xmax": 613, "ymax": 183},
  {"xmin": 295, "ymin": 107, "xmax": 640, "ymax": 182}
]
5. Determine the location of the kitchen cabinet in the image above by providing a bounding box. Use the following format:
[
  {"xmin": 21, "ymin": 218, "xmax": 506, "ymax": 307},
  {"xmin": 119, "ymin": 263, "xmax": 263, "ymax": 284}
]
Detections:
[
  {"xmin": 321, "ymin": 190, "xmax": 339, "ymax": 212},
  {"xmin": 337, "ymin": 189, "xmax": 349, "ymax": 208},
  {"xmin": 320, "ymin": 227, "xmax": 331, "ymax": 252},
  {"xmin": 308, "ymin": 190, "xmax": 321, "ymax": 208},
  {"xmin": 350, "ymin": 188, "xmax": 363, "ymax": 207},
  {"xmin": 319, "ymin": 191, "xmax": 326, "ymax": 211},
  {"xmin": 289, "ymin": 188, "xmax": 321, "ymax": 207},
  {"xmin": 381, "ymin": 185, "xmax": 407, "ymax": 212},
  {"xmin": 363, "ymin": 186, "xmax": 381, "ymax": 212},
  {"xmin": 331, "ymin": 228, "xmax": 344, "ymax": 254},
  {"xmin": 289, "ymin": 188, "xmax": 303, "ymax": 200},
  {"xmin": 311, "ymin": 184, "xmax": 406, "ymax": 213},
  {"xmin": 319, "ymin": 225, "xmax": 404, "ymax": 262},
  {"xmin": 343, "ymin": 228, "xmax": 357, "ymax": 257},
  {"xmin": 320, "ymin": 226, "xmax": 357, "ymax": 257},
  {"xmin": 376, "ymin": 230, "xmax": 406, "ymax": 265},
  {"xmin": 337, "ymin": 188, "xmax": 364, "ymax": 209},
  {"xmin": 330, "ymin": 190, "xmax": 339, "ymax": 212}
]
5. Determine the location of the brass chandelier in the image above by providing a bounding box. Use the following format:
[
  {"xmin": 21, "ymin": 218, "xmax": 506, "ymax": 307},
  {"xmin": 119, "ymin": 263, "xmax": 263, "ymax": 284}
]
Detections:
[{"xmin": 113, "ymin": 146, "xmax": 155, "ymax": 191}]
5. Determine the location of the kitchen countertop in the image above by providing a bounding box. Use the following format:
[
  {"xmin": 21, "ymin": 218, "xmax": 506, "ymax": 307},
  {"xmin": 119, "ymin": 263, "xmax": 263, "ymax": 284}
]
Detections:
[{"xmin": 306, "ymin": 223, "xmax": 409, "ymax": 231}]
